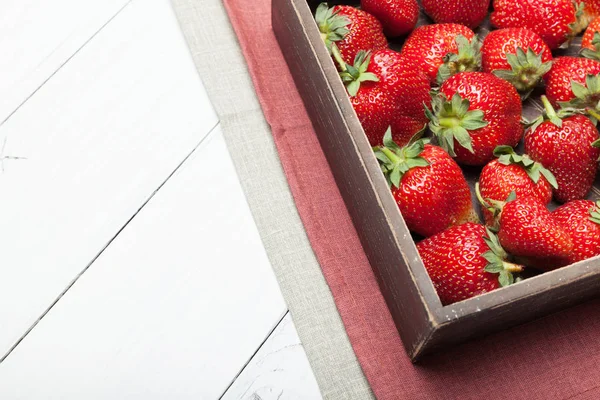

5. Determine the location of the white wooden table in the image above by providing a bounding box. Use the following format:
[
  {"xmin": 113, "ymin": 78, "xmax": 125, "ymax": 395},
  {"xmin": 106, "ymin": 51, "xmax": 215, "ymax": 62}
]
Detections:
[{"xmin": 0, "ymin": 0, "xmax": 322, "ymax": 398}]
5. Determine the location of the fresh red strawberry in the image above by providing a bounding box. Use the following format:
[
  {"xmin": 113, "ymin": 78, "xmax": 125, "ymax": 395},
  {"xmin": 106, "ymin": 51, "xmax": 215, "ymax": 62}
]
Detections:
[
  {"xmin": 477, "ymin": 146, "xmax": 557, "ymax": 226},
  {"xmin": 582, "ymin": 0, "xmax": 600, "ymax": 27},
  {"xmin": 581, "ymin": 18, "xmax": 600, "ymax": 61},
  {"xmin": 553, "ymin": 200, "xmax": 600, "ymax": 263},
  {"xmin": 490, "ymin": 0, "xmax": 580, "ymax": 50},
  {"xmin": 335, "ymin": 50, "xmax": 431, "ymax": 147},
  {"xmin": 422, "ymin": 0, "xmax": 490, "ymax": 29},
  {"xmin": 400, "ymin": 23, "xmax": 480, "ymax": 85},
  {"xmin": 426, "ymin": 72, "xmax": 523, "ymax": 165},
  {"xmin": 315, "ymin": 3, "xmax": 387, "ymax": 65},
  {"xmin": 543, "ymin": 56, "xmax": 600, "ymax": 110},
  {"xmin": 360, "ymin": 0, "xmax": 419, "ymax": 37},
  {"xmin": 416, "ymin": 223, "xmax": 523, "ymax": 305},
  {"xmin": 374, "ymin": 131, "xmax": 478, "ymax": 237},
  {"xmin": 481, "ymin": 28, "xmax": 553, "ymax": 94},
  {"xmin": 524, "ymin": 96, "xmax": 600, "ymax": 203},
  {"xmin": 492, "ymin": 195, "xmax": 574, "ymax": 270},
  {"xmin": 583, "ymin": 16, "xmax": 600, "ymax": 47}
]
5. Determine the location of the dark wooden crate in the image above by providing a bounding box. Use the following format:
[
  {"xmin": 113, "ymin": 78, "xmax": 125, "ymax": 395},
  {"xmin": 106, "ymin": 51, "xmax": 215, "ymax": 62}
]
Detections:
[{"xmin": 272, "ymin": 0, "xmax": 600, "ymax": 361}]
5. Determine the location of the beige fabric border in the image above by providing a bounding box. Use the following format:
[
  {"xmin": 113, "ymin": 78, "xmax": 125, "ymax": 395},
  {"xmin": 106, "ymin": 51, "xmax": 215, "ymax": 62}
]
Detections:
[{"xmin": 169, "ymin": 0, "xmax": 375, "ymax": 398}]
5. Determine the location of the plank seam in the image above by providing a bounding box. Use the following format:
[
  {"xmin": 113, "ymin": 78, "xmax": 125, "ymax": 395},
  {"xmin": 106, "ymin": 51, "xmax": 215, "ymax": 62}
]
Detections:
[
  {"xmin": 0, "ymin": 0, "xmax": 135, "ymax": 129},
  {"xmin": 219, "ymin": 310, "xmax": 290, "ymax": 399},
  {"xmin": 0, "ymin": 120, "xmax": 220, "ymax": 363}
]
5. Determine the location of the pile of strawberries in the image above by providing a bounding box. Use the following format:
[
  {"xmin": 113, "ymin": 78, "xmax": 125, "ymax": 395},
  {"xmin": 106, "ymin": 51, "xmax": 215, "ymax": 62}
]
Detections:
[{"xmin": 315, "ymin": 0, "xmax": 600, "ymax": 305}]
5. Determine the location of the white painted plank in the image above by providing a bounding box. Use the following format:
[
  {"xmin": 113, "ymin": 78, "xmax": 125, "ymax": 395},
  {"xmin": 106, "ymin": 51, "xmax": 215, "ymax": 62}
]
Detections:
[
  {"xmin": 223, "ymin": 313, "xmax": 322, "ymax": 400},
  {"xmin": 0, "ymin": 128, "xmax": 287, "ymax": 400},
  {"xmin": 0, "ymin": 0, "xmax": 218, "ymax": 356},
  {"xmin": 0, "ymin": 0, "xmax": 131, "ymax": 124}
]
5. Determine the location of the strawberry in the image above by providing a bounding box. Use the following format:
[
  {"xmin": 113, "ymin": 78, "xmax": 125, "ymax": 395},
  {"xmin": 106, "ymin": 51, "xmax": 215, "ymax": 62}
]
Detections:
[
  {"xmin": 543, "ymin": 56, "xmax": 600, "ymax": 111},
  {"xmin": 553, "ymin": 200, "xmax": 600, "ymax": 263},
  {"xmin": 581, "ymin": 18, "xmax": 600, "ymax": 61},
  {"xmin": 481, "ymin": 28, "xmax": 553, "ymax": 94},
  {"xmin": 374, "ymin": 130, "xmax": 478, "ymax": 237},
  {"xmin": 582, "ymin": 0, "xmax": 600, "ymax": 27},
  {"xmin": 490, "ymin": 0, "xmax": 580, "ymax": 50},
  {"xmin": 491, "ymin": 195, "xmax": 574, "ymax": 271},
  {"xmin": 416, "ymin": 223, "xmax": 523, "ymax": 305},
  {"xmin": 426, "ymin": 72, "xmax": 523, "ymax": 166},
  {"xmin": 477, "ymin": 146, "xmax": 557, "ymax": 226},
  {"xmin": 360, "ymin": 0, "xmax": 419, "ymax": 37},
  {"xmin": 335, "ymin": 50, "xmax": 431, "ymax": 147},
  {"xmin": 400, "ymin": 23, "xmax": 481, "ymax": 85},
  {"xmin": 524, "ymin": 96, "xmax": 600, "ymax": 203},
  {"xmin": 315, "ymin": 3, "xmax": 387, "ymax": 64},
  {"xmin": 422, "ymin": 0, "xmax": 490, "ymax": 29}
]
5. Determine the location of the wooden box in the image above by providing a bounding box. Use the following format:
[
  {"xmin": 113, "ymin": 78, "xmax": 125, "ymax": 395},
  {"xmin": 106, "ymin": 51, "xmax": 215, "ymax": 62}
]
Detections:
[{"xmin": 272, "ymin": 0, "xmax": 600, "ymax": 361}]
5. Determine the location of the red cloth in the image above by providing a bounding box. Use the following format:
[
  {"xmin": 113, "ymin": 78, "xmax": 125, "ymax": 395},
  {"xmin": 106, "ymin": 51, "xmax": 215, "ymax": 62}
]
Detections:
[{"xmin": 222, "ymin": 0, "xmax": 600, "ymax": 398}]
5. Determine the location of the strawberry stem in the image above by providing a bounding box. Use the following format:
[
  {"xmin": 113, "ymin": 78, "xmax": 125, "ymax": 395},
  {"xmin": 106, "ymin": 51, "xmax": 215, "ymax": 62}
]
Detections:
[
  {"xmin": 475, "ymin": 182, "xmax": 507, "ymax": 212},
  {"xmin": 331, "ymin": 43, "xmax": 347, "ymax": 72},
  {"xmin": 474, "ymin": 182, "xmax": 491, "ymax": 210},
  {"xmin": 439, "ymin": 117, "xmax": 460, "ymax": 128},
  {"xmin": 541, "ymin": 95, "xmax": 556, "ymax": 116},
  {"xmin": 503, "ymin": 261, "xmax": 524, "ymax": 273},
  {"xmin": 380, "ymin": 146, "xmax": 401, "ymax": 165},
  {"xmin": 475, "ymin": 182, "xmax": 509, "ymax": 231},
  {"xmin": 587, "ymin": 108, "xmax": 600, "ymax": 121},
  {"xmin": 540, "ymin": 95, "xmax": 562, "ymax": 127}
]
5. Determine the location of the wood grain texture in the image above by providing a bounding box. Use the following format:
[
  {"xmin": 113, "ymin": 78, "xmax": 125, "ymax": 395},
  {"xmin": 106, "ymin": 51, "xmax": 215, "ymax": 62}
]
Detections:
[
  {"xmin": 223, "ymin": 313, "xmax": 322, "ymax": 400},
  {"xmin": 0, "ymin": 0, "xmax": 218, "ymax": 357},
  {"xmin": 0, "ymin": 128, "xmax": 288, "ymax": 400},
  {"xmin": 0, "ymin": 0, "xmax": 131, "ymax": 125},
  {"xmin": 274, "ymin": 0, "xmax": 600, "ymax": 361}
]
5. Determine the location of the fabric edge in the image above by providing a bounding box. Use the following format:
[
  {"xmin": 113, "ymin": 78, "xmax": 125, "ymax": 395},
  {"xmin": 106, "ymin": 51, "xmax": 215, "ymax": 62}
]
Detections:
[{"xmin": 168, "ymin": 0, "xmax": 375, "ymax": 398}]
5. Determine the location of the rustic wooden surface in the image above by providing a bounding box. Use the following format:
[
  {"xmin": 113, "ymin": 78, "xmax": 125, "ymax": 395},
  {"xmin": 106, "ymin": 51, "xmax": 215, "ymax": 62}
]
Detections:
[
  {"xmin": 222, "ymin": 313, "xmax": 324, "ymax": 400},
  {"xmin": 275, "ymin": 0, "xmax": 600, "ymax": 360},
  {"xmin": 0, "ymin": 0, "xmax": 217, "ymax": 355},
  {"xmin": 0, "ymin": 0, "xmax": 322, "ymax": 397}
]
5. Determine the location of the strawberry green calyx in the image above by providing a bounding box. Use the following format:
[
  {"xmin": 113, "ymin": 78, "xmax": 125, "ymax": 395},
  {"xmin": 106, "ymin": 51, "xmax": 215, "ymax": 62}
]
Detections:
[
  {"xmin": 426, "ymin": 93, "xmax": 488, "ymax": 156},
  {"xmin": 335, "ymin": 49, "xmax": 379, "ymax": 97},
  {"xmin": 475, "ymin": 183, "xmax": 516, "ymax": 231},
  {"xmin": 589, "ymin": 201, "xmax": 600, "ymax": 224},
  {"xmin": 493, "ymin": 47, "xmax": 552, "ymax": 95},
  {"xmin": 581, "ymin": 32, "xmax": 600, "ymax": 61},
  {"xmin": 493, "ymin": 145, "xmax": 558, "ymax": 189},
  {"xmin": 373, "ymin": 128, "xmax": 430, "ymax": 188},
  {"xmin": 568, "ymin": 2, "xmax": 587, "ymax": 39},
  {"xmin": 482, "ymin": 227, "xmax": 524, "ymax": 287},
  {"xmin": 557, "ymin": 74, "xmax": 600, "ymax": 115},
  {"xmin": 436, "ymin": 35, "xmax": 482, "ymax": 86},
  {"xmin": 315, "ymin": 3, "xmax": 350, "ymax": 53}
]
